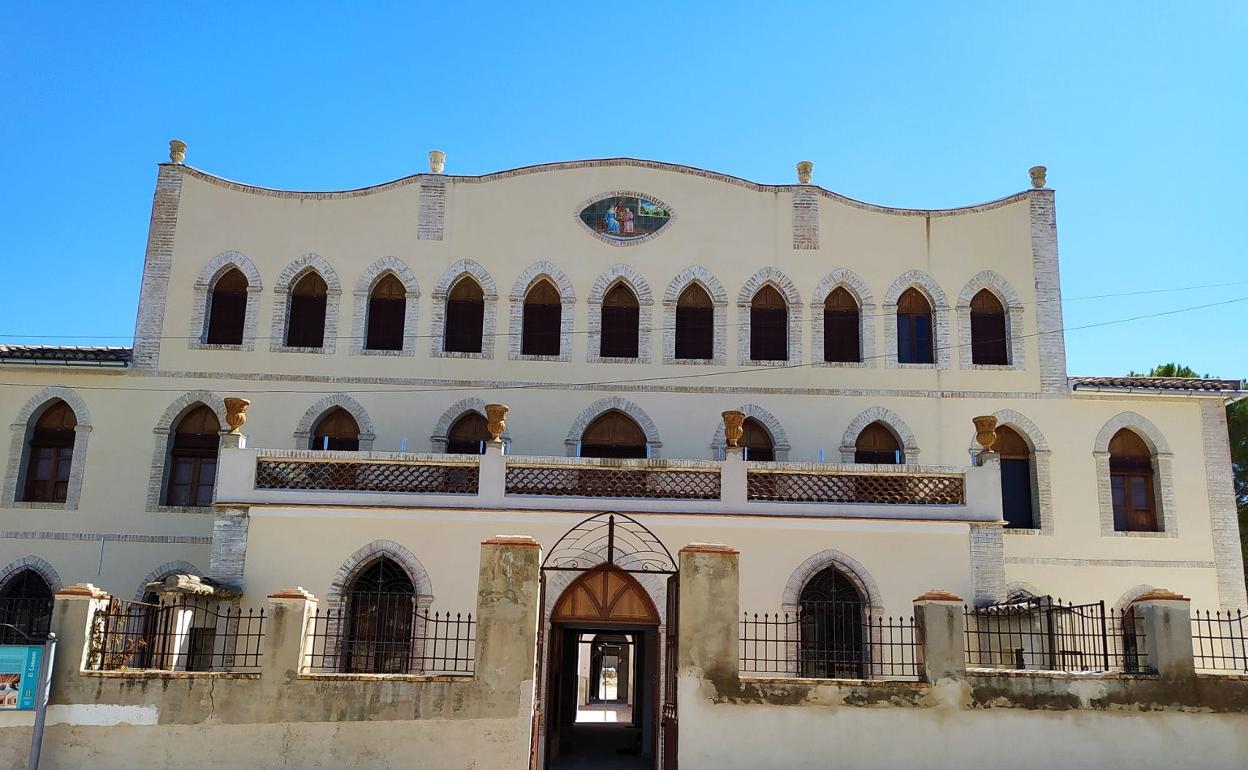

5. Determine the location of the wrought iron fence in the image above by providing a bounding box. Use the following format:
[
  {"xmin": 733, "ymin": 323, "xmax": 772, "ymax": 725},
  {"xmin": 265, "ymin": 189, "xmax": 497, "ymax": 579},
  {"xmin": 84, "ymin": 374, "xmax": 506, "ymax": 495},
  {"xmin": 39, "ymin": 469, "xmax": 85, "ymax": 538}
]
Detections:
[
  {"xmin": 304, "ymin": 595, "xmax": 475, "ymax": 675},
  {"xmin": 506, "ymin": 465, "xmax": 720, "ymax": 500},
  {"xmin": 965, "ymin": 597, "xmax": 1147, "ymax": 673},
  {"xmin": 0, "ymin": 597, "xmax": 53, "ymax": 644},
  {"xmin": 1191, "ymin": 609, "xmax": 1248, "ymax": 673},
  {"xmin": 88, "ymin": 597, "xmax": 265, "ymax": 673},
  {"xmin": 740, "ymin": 605, "xmax": 921, "ymax": 681},
  {"xmin": 746, "ymin": 470, "xmax": 964, "ymax": 505},
  {"xmin": 255, "ymin": 458, "xmax": 479, "ymax": 494}
]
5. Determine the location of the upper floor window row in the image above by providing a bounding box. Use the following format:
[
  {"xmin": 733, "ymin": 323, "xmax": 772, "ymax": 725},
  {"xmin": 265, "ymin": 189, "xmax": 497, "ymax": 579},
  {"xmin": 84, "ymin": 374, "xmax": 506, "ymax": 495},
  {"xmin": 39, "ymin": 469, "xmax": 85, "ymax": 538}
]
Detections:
[{"xmin": 195, "ymin": 258, "xmax": 1020, "ymax": 367}]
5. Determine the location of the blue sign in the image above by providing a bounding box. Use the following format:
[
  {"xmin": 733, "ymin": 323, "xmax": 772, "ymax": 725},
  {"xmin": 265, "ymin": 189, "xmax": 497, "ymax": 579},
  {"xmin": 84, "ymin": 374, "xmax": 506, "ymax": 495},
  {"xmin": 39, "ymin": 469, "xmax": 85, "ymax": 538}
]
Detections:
[{"xmin": 0, "ymin": 646, "xmax": 42, "ymax": 710}]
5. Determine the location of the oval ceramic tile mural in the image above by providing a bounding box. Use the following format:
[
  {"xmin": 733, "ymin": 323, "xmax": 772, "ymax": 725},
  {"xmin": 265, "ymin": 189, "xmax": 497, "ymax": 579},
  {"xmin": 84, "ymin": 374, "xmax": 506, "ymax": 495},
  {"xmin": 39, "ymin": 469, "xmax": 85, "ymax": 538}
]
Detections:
[{"xmin": 577, "ymin": 192, "xmax": 674, "ymax": 246}]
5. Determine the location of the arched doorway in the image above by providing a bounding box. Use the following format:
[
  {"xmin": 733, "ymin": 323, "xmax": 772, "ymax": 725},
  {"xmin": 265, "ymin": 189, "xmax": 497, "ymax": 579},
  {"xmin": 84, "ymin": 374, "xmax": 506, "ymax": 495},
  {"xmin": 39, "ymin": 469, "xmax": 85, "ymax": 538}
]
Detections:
[
  {"xmin": 798, "ymin": 567, "xmax": 866, "ymax": 678},
  {"xmin": 538, "ymin": 513, "xmax": 677, "ymax": 770}
]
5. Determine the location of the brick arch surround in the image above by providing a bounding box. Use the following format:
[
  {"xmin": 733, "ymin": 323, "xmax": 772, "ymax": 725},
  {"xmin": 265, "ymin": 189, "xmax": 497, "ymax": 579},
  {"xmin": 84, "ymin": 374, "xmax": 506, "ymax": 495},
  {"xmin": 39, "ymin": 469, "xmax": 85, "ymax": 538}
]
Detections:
[
  {"xmin": 810, "ymin": 268, "xmax": 876, "ymax": 368},
  {"xmin": 708, "ymin": 404, "xmax": 791, "ymax": 460},
  {"xmin": 662, "ymin": 265, "xmax": 729, "ymax": 366},
  {"xmin": 146, "ymin": 390, "xmax": 229, "ymax": 511},
  {"xmin": 1092, "ymin": 412, "xmax": 1176, "ymax": 538},
  {"xmin": 0, "ymin": 556, "xmax": 63, "ymax": 594},
  {"xmin": 736, "ymin": 266, "xmax": 804, "ymax": 366},
  {"xmin": 351, "ymin": 256, "xmax": 421, "ymax": 357},
  {"xmin": 956, "ymin": 270, "xmax": 1026, "ymax": 370},
  {"xmin": 294, "ymin": 394, "xmax": 377, "ymax": 451},
  {"xmin": 781, "ymin": 549, "xmax": 884, "ymax": 615},
  {"xmin": 564, "ymin": 397, "xmax": 662, "ymax": 457},
  {"xmin": 270, "ymin": 253, "xmax": 343, "ymax": 354},
  {"xmin": 327, "ymin": 540, "xmax": 435, "ymax": 612},
  {"xmin": 430, "ymin": 398, "xmax": 511, "ymax": 452},
  {"xmin": 588, "ymin": 264, "xmax": 655, "ymax": 364},
  {"xmin": 839, "ymin": 406, "xmax": 920, "ymax": 464},
  {"xmin": 3, "ymin": 386, "xmax": 93, "ymax": 510},
  {"xmin": 430, "ymin": 259, "xmax": 499, "ymax": 360},
  {"xmin": 508, "ymin": 261, "xmax": 576, "ymax": 361},
  {"xmin": 882, "ymin": 269, "xmax": 951, "ymax": 369},
  {"xmin": 965, "ymin": 408, "xmax": 1054, "ymax": 535},
  {"xmin": 188, "ymin": 250, "xmax": 264, "ymax": 350}
]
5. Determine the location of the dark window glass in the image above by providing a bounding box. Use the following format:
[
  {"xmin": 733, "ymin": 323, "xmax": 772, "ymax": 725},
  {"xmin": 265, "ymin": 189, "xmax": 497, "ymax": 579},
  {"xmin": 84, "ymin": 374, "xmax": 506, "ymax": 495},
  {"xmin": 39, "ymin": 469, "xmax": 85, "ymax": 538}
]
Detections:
[
  {"xmin": 522, "ymin": 280, "xmax": 561, "ymax": 356},
  {"xmin": 166, "ymin": 405, "xmax": 221, "ymax": 507},
  {"xmin": 741, "ymin": 417, "xmax": 775, "ymax": 461},
  {"xmin": 446, "ymin": 413, "xmax": 490, "ymax": 455},
  {"xmin": 312, "ymin": 408, "xmax": 360, "ymax": 451},
  {"xmin": 600, "ymin": 284, "xmax": 640, "ymax": 358},
  {"xmin": 675, "ymin": 284, "xmax": 713, "ymax": 360},
  {"xmin": 970, "ymin": 290, "xmax": 1008, "ymax": 365},
  {"xmin": 1109, "ymin": 429, "xmax": 1157, "ymax": 531},
  {"xmin": 444, "ymin": 278, "xmax": 485, "ymax": 353},
  {"xmin": 580, "ymin": 411, "xmax": 647, "ymax": 458},
  {"xmin": 0, "ymin": 570, "xmax": 53, "ymax": 644},
  {"xmin": 750, "ymin": 285, "xmax": 788, "ymax": 361},
  {"xmin": 287, "ymin": 272, "xmax": 328, "ymax": 348},
  {"xmin": 994, "ymin": 426, "xmax": 1035, "ymax": 528},
  {"xmin": 345, "ymin": 558, "xmax": 416, "ymax": 674},
  {"xmin": 823, "ymin": 287, "xmax": 860, "ymax": 363},
  {"xmin": 798, "ymin": 568, "xmax": 865, "ymax": 678},
  {"xmin": 22, "ymin": 400, "xmax": 76, "ymax": 503},
  {"xmin": 896, "ymin": 288, "xmax": 933, "ymax": 364},
  {"xmin": 854, "ymin": 422, "xmax": 902, "ymax": 464},
  {"xmin": 365, "ymin": 273, "xmax": 406, "ymax": 351},
  {"xmin": 206, "ymin": 268, "xmax": 248, "ymax": 345}
]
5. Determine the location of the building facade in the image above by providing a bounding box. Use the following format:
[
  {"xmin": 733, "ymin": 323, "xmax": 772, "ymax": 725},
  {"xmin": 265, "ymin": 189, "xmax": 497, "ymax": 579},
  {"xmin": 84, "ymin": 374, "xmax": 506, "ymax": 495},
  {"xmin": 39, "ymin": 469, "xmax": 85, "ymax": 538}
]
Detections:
[{"xmin": 0, "ymin": 147, "xmax": 1245, "ymax": 769}]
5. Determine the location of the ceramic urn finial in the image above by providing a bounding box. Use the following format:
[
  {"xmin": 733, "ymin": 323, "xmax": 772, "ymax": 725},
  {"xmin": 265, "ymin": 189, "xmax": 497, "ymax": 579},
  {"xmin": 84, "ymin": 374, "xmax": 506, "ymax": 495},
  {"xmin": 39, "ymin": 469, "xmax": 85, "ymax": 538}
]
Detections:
[
  {"xmin": 973, "ymin": 415, "xmax": 999, "ymax": 454},
  {"xmin": 485, "ymin": 404, "xmax": 509, "ymax": 442},
  {"xmin": 429, "ymin": 149, "xmax": 446, "ymax": 174},
  {"xmin": 722, "ymin": 410, "xmax": 746, "ymax": 447},
  {"xmin": 224, "ymin": 398, "xmax": 251, "ymax": 435},
  {"xmin": 169, "ymin": 139, "xmax": 187, "ymax": 164},
  {"xmin": 796, "ymin": 160, "xmax": 813, "ymax": 184},
  {"xmin": 1029, "ymin": 165, "xmax": 1047, "ymax": 189}
]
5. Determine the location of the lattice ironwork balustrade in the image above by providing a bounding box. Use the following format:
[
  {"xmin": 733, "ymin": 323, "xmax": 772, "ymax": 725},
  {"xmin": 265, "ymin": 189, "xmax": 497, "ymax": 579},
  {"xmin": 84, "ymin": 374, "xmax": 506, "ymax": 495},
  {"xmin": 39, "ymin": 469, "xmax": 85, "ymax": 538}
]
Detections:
[
  {"xmin": 746, "ymin": 471, "xmax": 964, "ymax": 505},
  {"xmin": 255, "ymin": 459, "xmax": 479, "ymax": 494},
  {"xmin": 506, "ymin": 465, "xmax": 720, "ymax": 500}
]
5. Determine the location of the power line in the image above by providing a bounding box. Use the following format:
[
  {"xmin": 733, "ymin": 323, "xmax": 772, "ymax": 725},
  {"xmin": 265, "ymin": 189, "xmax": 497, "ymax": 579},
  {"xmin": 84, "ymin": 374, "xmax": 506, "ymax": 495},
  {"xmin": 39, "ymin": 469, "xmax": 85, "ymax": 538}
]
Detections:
[
  {"xmin": 0, "ymin": 294, "xmax": 1242, "ymax": 396},
  {"xmin": 1, "ymin": 279, "xmax": 1246, "ymax": 343}
]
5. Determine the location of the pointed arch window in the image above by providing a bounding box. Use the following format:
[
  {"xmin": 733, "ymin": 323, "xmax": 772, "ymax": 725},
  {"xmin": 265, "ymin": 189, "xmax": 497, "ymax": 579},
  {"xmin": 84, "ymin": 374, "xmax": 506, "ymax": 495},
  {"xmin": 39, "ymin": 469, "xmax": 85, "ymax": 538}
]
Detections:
[
  {"xmin": 995, "ymin": 426, "xmax": 1035, "ymax": 529},
  {"xmin": 675, "ymin": 284, "xmax": 713, "ymax": 360},
  {"xmin": 823, "ymin": 287, "xmax": 861, "ymax": 363},
  {"xmin": 22, "ymin": 400, "xmax": 76, "ymax": 503},
  {"xmin": 600, "ymin": 284, "xmax": 640, "ymax": 358},
  {"xmin": 750, "ymin": 285, "xmax": 788, "ymax": 361},
  {"xmin": 312, "ymin": 407, "xmax": 360, "ymax": 451},
  {"xmin": 798, "ymin": 567, "xmax": 865, "ymax": 678},
  {"xmin": 444, "ymin": 277, "xmax": 485, "ymax": 353},
  {"xmin": 345, "ymin": 557, "xmax": 417, "ymax": 674},
  {"xmin": 365, "ymin": 273, "xmax": 406, "ymax": 351},
  {"xmin": 1109, "ymin": 429, "xmax": 1157, "ymax": 532},
  {"xmin": 287, "ymin": 272, "xmax": 329, "ymax": 348},
  {"xmin": 0, "ymin": 570, "xmax": 53, "ymax": 644},
  {"xmin": 446, "ymin": 412, "xmax": 490, "ymax": 455},
  {"xmin": 970, "ymin": 289, "xmax": 1008, "ymax": 365},
  {"xmin": 896, "ymin": 288, "xmax": 934, "ymax": 364},
  {"xmin": 206, "ymin": 268, "xmax": 248, "ymax": 345},
  {"xmin": 580, "ymin": 411, "xmax": 647, "ymax": 459},
  {"xmin": 166, "ymin": 405, "xmax": 220, "ymax": 507},
  {"xmin": 522, "ymin": 280, "xmax": 562, "ymax": 356},
  {"xmin": 741, "ymin": 417, "xmax": 775, "ymax": 461},
  {"xmin": 854, "ymin": 422, "xmax": 903, "ymax": 464}
]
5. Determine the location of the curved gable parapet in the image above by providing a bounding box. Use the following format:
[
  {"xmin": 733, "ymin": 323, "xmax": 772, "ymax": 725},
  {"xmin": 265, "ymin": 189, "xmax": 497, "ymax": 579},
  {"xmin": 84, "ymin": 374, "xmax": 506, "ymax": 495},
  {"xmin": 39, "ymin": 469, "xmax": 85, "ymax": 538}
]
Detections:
[{"xmin": 174, "ymin": 159, "xmax": 1036, "ymax": 216}]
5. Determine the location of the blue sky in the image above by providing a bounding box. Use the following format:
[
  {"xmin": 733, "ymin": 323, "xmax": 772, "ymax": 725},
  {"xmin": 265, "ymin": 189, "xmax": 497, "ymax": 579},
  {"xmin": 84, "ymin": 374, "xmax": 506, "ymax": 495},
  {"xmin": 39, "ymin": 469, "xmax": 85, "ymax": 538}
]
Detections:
[{"xmin": 2, "ymin": 2, "xmax": 1244, "ymax": 378}]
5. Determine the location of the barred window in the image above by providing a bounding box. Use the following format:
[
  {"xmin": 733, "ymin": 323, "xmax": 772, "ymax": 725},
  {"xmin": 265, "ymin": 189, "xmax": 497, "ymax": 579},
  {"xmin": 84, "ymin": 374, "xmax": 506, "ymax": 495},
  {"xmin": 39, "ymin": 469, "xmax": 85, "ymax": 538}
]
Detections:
[
  {"xmin": 206, "ymin": 268, "xmax": 248, "ymax": 345},
  {"xmin": 580, "ymin": 411, "xmax": 646, "ymax": 459},
  {"xmin": 823, "ymin": 287, "xmax": 861, "ymax": 363},
  {"xmin": 365, "ymin": 273, "xmax": 406, "ymax": 351},
  {"xmin": 970, "ymin": 289, "xmax": 1008, "ymax": 365},
  {"xmin": 522, "ymin": 280, "xmax": 561, "ymax": 356},
  {"xmin": 854, "ymin": 421, "xmax": 903, "ymax": 465},
  {"xmin": 896, "ymin": 288, "xmax": 933, "ymax": 364},
  {"xmin": 799, "ymin": 567, "xmax": 865, "ymax": 679},
  {"xmin": 600, "ymin": 284, "xmax": 640, "ymax": 358},
  {"xmin": 22, "ymin": 400, "xmax": 76, "ymax": 503},
  {"xmin": 750, "ymin": 285, "xmax": 788, "ymax": 361},
  {"xmin": 1109, "ymin": 429, "xmax": 1157, "ymax": 532},
  {"xmin": 166, "ymin": 405, "xmax": 220, "ymax": 507},
  {"xmin": 287, "ymin": 272, "xmax": 328, "ymax": 348},
  {"xmin": 444, "ymin": 277, "xmax": 485, "ymax": 353},
  {"xmin": 675, "ymin": 284, "xmax": 713, "ymax": 360},
  {"xmin": 446, "ymin": 412, "xmax": 490, "ymax": 455},
  {"xmin": 312, "ymin": 408, "xmax": 360, "ymax": 451},
  {"xmin": 0, "ymin": 569, "xmax": 53, "ymax": 644},
  {"xmin": 345, "ymin": 558, "xmax": 416, "ymax": 674}
]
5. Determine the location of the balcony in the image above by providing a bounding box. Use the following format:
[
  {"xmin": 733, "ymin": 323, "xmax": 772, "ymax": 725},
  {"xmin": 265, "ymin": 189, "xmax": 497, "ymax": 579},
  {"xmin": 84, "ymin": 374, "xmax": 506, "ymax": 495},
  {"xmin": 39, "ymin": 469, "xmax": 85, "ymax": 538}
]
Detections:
[{"xmin": 215, "ymin": 444, "xmax": 1002, "ymax": 523}]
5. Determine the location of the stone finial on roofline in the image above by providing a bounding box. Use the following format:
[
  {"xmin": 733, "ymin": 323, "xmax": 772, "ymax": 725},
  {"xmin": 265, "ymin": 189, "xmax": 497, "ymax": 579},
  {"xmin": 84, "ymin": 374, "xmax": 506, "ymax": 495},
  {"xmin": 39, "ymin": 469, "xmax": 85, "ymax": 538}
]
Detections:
[
  {"xmin": 1029, "ymin": 165, "xmax": 1047, "ymax": 188},
  {"xmin": 796, "ymin": 160, "xmax": 813, "ymax": 184},
  {"xmin": 169, "ymin": 139, "xmax": 187, "ymax": 164},
  {"xmin": 429, "ymin": 149, "xmax": 446, "ymax": 174}
]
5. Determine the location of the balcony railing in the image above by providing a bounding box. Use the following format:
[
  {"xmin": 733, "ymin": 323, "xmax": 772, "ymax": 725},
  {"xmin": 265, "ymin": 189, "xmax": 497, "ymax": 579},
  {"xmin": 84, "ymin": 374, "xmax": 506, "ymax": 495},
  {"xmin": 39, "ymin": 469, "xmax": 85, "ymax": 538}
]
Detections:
[{"xmin": 218, "ymin": 448, "xmax": 997, "ymax": 524}]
